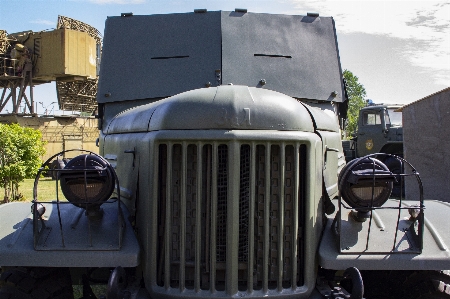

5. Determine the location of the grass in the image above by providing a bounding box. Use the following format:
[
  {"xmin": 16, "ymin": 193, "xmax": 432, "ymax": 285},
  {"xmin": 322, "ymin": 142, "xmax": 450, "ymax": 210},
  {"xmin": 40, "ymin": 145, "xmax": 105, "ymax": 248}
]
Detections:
[
  {"xmin": 73, "ymin": 284, "xmax": 107, "ymax": 299},
  {"xmin": 0, "ymin": 177, "xmax": 66, "ymax": 203}
]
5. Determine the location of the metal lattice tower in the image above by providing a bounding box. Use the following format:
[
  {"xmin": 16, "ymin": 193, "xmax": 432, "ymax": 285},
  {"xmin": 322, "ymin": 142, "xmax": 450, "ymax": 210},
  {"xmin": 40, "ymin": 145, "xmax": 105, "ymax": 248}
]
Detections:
[{"xmin": 0, "ymin": 30, "xmax": 35, "ymax": 114}]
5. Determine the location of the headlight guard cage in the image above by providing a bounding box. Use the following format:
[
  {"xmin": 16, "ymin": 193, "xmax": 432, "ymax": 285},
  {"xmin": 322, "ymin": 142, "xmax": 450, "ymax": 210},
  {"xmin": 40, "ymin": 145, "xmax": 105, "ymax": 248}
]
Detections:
[
  {"xmin": 31, "ymin": 149, "xmax": 124, "ymax": 251},
  {"xmin": 334, "ymin": 153, "xmax": 424, "ymax": 255}
]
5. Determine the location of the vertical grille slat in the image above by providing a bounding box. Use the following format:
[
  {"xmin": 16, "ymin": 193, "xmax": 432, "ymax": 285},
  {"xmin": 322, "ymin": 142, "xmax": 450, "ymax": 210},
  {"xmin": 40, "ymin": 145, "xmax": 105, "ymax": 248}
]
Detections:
[
  {"xmin": 217, "ymin": 145, "xmax": 228, "ymax": 264},
  {"xmin": 278, "ymin": 144, "xmax": 285, "ymax": 291},
  {"xmin": 195, "ymin": 143, "xmax": 202, "ymax": 292},
  {"xmin": 270, "ymin": 145, "xmax": 279, "ymax": 289},
  {"xmin": 239, "ymin": 145, "xmax": 250, "ymax": 263},
  {"xmin": 263, "ymin": 143, "xmax": 271, "ymax": 293},
  {"xmin": 210, "ymin": 143, "xmax": 218, "ymax": 291},
  {"xmin": 292, "ymin": 144, "xmax": 300, "ymax": 289},
  {"xmin": 286, "ymin": 144, "xmax": 298, "ymax": 289},
  {"xmin": 156, "ymin": 141, "xmax": 307, "ymax": 294},
  {"xmin": 171, "ymin": 144, "xmax": 181, "ymax": 288},
  {"xmin": 164, "ymin": 144, "xmax": 172, "ymax": 289},
  {"xmin": 179, "ymin": 143, "xmax": 187, "ymax": 291},
  {"xmin": 247, "ymin": 143, "xmax": 256, "ymax": 292},
  {"xmin": 227, "ymin": 143, "xmax": 239, "ymax": 295},
  {"xmin": 298, "ymin": 145, "xmax": 307, "ymax": 287},
  {"xmin": 203, "ymin": 145, "xmax": 211, "ymax": 290}
]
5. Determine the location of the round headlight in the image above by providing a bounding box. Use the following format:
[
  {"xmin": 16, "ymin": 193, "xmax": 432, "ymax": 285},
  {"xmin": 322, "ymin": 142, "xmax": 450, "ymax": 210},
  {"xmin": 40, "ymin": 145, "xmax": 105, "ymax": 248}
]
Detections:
[
  {"xmin": 339, "ymin": 157, "xmax": 395, "ymax": 211},
  {"xmin": 59, "ymin": 154, "xmax": 115, "ymax": 210}
]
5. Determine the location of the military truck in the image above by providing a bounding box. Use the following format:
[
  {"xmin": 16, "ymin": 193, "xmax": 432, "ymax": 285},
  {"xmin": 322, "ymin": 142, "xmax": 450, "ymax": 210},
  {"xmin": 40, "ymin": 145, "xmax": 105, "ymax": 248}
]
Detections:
[
  {"xmin": 343, "ymin": 104, "xmax": 403, "ymax": 162},
  {"xmin": 1, "ymin": 10, "xmax": 450, "ymax": 299}
]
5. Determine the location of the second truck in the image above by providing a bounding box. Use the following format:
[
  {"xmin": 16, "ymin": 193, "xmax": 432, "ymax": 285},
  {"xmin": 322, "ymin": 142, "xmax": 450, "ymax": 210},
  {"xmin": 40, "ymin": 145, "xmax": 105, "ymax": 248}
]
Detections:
[{"xmin": 343, "ymin": 104, "xmax": 404, "ymax": 162}]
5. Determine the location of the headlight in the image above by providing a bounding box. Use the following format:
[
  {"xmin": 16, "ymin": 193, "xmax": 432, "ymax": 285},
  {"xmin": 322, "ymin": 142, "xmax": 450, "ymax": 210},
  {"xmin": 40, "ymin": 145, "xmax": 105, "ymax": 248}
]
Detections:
[
  {"xmin": 339, "ymin": 157, "xmax": 396, "ymax": 211},
  {"xmin": 59, "ymin": 154, "xmax": 115, "ymax": 212}
]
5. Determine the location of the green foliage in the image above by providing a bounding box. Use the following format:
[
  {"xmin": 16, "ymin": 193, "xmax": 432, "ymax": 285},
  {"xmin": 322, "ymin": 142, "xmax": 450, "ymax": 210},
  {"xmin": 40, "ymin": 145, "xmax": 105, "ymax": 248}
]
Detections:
[
  {"xmin": 343, "ymin": 69, "xmax": 367, "ymax": 138},
  {"xmin": 0, "ymin": 123, "xmax": 45, "ymax": 203}
]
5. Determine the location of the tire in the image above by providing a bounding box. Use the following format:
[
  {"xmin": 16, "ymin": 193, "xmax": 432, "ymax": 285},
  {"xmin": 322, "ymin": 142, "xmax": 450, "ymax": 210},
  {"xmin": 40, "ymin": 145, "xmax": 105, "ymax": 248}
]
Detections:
[
  {"xmin": 403, "ymin": 270, "xmax": 450, "ymax": 299},
  {"xmin": 362, "ymin": 270, "xmax": 450, "ymax": 299},
  {"xmin": 0, "ymin": 267, "xmax": 74, "ymax": 299}
]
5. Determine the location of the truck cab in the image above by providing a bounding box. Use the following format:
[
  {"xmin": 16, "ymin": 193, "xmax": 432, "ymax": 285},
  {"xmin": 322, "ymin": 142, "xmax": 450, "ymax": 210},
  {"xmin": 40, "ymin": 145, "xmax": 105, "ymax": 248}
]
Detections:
[
  {"xmin": 344, "ymin": 104, "xmax": 403, "ymax": 161},
  {"xmin": 356, "ymin": 104, "xmax": 403, "ymax": 156}
]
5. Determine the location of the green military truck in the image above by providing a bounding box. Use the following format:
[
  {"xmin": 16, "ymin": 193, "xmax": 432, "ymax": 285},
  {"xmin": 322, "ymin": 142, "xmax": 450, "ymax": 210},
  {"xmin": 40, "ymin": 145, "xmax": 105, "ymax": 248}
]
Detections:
[
  {"xmin": 1, "ymin": 10, "xmax": 449, "ymax": 299},
  {"xmin": 343, "ymin": 104, "xmax": 403, "ymax": 161}
]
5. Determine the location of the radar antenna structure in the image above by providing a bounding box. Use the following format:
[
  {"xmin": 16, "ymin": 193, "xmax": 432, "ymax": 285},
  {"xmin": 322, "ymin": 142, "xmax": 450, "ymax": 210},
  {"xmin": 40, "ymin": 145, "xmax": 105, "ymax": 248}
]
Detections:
[{"xmin": 0, "ymin": 16, "xmax": 102, "ymax": 115}]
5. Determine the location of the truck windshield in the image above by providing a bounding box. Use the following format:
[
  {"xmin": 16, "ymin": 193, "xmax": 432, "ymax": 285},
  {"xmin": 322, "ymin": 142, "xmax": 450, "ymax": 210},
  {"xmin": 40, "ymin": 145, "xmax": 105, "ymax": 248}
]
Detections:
[{"xmin": 387, "ymin": 109, "xmax": 402, "ymax": 126}]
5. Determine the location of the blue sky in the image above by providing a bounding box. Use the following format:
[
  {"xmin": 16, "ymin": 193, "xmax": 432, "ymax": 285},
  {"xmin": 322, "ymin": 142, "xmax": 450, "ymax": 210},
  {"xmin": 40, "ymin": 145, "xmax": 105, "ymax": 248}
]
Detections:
[{"xmin": 1, "ymin": 0, "xmax": 449, "ymax": 115}]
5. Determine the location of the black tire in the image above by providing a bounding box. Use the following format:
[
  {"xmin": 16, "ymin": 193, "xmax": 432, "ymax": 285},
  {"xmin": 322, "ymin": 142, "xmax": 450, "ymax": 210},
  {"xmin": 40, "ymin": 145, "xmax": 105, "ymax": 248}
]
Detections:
[
  {"xmin": 0, "ymin": 267, "xmax": 74, "ymax": 299},
  {"xmin": 403, "ymin": 270, "xmax": 450, "ymax": 299},
  {"xmin": 362, "ymin": 270, "xmax": 450, "ymax": 299}
]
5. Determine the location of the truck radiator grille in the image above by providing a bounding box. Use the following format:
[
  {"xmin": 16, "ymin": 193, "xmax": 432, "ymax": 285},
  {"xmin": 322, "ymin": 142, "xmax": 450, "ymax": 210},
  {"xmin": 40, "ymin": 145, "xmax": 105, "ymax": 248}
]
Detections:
[{"xmin": 156, "ymin": 142, "xmax": 306, "ymax": 293}]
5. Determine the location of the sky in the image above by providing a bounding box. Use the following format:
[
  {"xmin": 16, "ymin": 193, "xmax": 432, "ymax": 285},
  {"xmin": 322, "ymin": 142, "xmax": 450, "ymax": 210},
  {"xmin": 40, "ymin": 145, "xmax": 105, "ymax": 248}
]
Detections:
[{"xmin": 0, "ymin": 0, "xmax": 449, "ymax": 115}]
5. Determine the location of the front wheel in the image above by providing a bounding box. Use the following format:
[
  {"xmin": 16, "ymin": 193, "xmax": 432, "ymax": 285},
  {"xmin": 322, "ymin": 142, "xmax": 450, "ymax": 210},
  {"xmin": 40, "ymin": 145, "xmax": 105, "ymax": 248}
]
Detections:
[
  {"xmin": 362, "ymin": 270, "xmax": 450, "ymax": 299},
  {"xmin": 402, "ymin": 270, "xmax": 450, "ymax": 299},
  {"xmin": 0, "ymin": 267, "xmax": 74, "ymax": 299}
]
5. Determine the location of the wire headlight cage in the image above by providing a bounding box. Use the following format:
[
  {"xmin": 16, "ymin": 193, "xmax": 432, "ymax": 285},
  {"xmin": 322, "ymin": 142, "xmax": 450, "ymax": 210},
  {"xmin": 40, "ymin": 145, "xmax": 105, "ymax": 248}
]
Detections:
[
  {"xmin": 335, "ymin": 154, "xmax": 424, "ymax": 254},
  {"xmin": 31, "ymin": 150, "xmax": 124, "ymax": 251}
]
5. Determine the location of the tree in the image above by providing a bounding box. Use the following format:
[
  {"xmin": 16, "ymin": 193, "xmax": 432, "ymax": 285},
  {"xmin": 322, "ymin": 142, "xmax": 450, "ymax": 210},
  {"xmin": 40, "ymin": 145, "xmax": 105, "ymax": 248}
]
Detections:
[
  {"xmin": 0, "ymin": 123, "xmax": 45, "ymax": 203},
  {"xmin": 343, "ymin": 69, "xmax": 367, "ymax": 138}
]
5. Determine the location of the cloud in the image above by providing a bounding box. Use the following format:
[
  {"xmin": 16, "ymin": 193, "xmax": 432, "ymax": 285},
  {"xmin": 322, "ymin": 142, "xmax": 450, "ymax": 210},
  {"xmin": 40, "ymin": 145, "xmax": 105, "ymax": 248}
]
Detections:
[
  {"xmin": 290, "ymin": 0, "xmax": 450, "ymax": 86},
  {"xmin": 291, "ymin": 1, "xmax": 449, "ymax": 39},
  {"xmin": 30, "ymin": 19, "xmax": 54, "ymax": 26},
  {"xmin": 88, "ymin": 0, "xmax": 145, "ymax": 4}
]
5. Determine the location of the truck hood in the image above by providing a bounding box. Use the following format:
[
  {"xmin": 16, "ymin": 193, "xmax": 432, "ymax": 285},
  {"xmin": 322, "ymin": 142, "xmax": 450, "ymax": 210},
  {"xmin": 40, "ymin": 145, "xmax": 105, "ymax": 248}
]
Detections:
[{"xmin": 105, "ymin": 85, "xmax": 315, "ymax": 133}]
